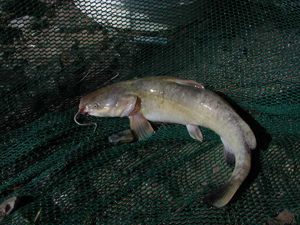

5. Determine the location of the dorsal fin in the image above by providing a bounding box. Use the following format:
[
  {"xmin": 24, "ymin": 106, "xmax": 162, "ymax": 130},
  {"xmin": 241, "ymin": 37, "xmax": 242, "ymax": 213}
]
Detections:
[{"xmin": 161, "ymin": 77, "xmax": 205, "ymax": 89}]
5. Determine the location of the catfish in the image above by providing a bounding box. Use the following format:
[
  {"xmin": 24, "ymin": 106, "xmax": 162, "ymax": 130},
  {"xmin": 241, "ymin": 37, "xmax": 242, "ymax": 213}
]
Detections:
[{"xmin": 75, "ymin": 77, "xmax": 256, "ymax": 207}]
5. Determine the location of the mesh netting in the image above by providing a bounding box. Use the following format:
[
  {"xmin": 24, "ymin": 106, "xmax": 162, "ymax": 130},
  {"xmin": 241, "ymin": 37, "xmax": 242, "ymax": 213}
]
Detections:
[{"xmin": 1, "ymin": 0, "xmax": 299, "ymax": 224}]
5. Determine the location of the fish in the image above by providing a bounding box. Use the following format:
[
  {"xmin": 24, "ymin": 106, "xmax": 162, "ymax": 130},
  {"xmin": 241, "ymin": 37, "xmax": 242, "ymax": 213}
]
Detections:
[{"xmin": 75, "ymin": 76, "xmax": 256, "ymax": 207}]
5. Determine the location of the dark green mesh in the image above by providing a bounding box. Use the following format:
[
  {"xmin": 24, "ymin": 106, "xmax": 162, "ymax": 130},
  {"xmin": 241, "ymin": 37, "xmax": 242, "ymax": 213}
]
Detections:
[{"xmin": 1, "ymin": 0, "xmax": 299, "ymax": 224}]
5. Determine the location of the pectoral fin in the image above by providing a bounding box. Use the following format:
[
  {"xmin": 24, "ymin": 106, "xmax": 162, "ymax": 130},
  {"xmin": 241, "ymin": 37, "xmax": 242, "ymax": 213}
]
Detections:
[{"xmin": 187, "ymin": 125, "xmax": 203, "ymax": 142}]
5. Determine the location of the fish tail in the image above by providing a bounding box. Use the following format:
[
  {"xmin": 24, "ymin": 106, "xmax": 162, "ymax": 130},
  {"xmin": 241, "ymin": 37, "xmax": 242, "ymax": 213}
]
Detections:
[
  {"xmin": 203, "ymin": 178, "xmax": 243, "ymax": 208},
  {"xmin": 204, "ymin": 143, "xmax": 251, "ymax": 207}
]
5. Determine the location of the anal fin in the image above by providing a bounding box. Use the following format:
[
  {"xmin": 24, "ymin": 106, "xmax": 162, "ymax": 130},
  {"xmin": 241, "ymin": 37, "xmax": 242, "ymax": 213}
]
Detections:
[{"xmin": 221, "ymin": 137, "xmax": 235, "ymax": 165}]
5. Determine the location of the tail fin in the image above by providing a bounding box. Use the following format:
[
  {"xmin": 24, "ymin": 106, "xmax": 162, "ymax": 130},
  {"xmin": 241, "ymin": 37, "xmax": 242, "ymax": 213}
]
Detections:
[
  {"xmin": 204, "ymin": 142, "xmax": 251, "ymax": 207},
  {"xmin": 203, "ymin": 179, "xmax": 243, "ymax": 207}
]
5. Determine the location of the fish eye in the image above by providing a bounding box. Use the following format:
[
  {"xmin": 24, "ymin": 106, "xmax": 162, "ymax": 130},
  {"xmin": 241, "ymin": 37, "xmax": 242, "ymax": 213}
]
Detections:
[{"xmin": 94, "ymin": 103, "xmax": 99, "ymax": 108}]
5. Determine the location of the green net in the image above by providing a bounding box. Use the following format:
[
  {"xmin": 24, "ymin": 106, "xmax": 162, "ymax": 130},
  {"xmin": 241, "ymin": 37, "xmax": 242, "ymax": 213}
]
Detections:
[{"xmin": 1, "ymin": 0, "xmax": 299, "ymax": 224}]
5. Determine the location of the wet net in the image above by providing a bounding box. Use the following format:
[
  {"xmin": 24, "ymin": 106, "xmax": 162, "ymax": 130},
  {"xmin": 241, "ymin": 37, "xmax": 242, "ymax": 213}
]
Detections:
[{"xmin": 1, "ymin": 0, "xmax": 299, "ymax": 224}]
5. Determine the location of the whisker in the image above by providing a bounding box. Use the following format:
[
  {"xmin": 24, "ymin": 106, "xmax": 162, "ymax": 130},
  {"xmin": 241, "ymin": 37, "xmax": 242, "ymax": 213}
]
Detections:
[{"xmin": 74, "ymin": 111, "xmax": 98, "ymax": 133}]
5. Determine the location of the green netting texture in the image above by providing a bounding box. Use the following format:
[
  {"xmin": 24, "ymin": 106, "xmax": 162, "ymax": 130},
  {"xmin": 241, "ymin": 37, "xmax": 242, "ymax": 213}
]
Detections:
[{"xmin": 1, "ymin": 0, "xmax": 299, "ymax": 224}]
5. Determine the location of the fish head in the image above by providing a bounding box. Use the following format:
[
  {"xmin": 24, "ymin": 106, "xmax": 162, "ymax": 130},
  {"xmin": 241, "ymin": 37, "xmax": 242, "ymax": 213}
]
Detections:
[{"xmin": 78, "ymin": 85, "xmax": 137, "ymax": 118}]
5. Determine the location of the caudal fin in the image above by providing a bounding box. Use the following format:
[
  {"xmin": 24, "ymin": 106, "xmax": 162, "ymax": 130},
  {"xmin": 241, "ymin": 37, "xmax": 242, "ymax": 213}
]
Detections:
[
  {"xmin": 203, "ymin": 179, "xmax": 242, "ymax": 208},
  {"xmin": 204, "ymin": 139, "xmax": 252, "ymax": 207}
]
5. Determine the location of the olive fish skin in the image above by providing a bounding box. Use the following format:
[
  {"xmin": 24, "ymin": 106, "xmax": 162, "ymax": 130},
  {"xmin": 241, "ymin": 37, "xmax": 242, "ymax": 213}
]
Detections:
[{"xmin": 76, "ymin": 76, "xmax": 256, "ymax": 207}]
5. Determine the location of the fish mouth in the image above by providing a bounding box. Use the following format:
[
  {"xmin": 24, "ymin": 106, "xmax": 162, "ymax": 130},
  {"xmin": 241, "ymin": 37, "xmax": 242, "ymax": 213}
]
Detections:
[{"xmin": 79, "ymin": 106, "xmax": 89, "ymax": 114}]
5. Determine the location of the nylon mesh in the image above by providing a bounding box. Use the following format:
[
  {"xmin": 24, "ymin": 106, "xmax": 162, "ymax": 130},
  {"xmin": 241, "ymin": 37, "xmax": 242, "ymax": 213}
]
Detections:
[{"xmin": 1, "ymin": 0, "xmax": 299, "ymax": 224}]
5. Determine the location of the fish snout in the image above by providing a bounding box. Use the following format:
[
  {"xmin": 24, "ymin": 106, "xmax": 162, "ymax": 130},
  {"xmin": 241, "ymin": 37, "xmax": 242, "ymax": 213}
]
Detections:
[{"xmin": 79, "ymin": 106, "xmax": 89, "ymax": 114}]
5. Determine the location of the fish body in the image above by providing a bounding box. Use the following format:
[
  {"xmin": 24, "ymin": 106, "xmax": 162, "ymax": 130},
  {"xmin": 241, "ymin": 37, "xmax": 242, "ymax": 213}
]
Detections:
[{"xmin": 77, "ymin": 76, "xmax": 256, "ymax": 207}]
